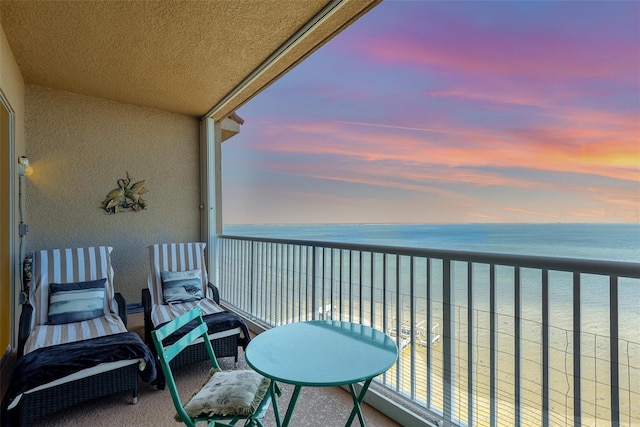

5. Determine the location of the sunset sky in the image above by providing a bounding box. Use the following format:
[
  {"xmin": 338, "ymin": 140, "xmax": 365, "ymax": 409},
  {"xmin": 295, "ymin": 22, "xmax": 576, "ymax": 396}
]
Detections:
[{"xmin": 222, "ymin": 1, "xmax": 639, "ymax": 225}]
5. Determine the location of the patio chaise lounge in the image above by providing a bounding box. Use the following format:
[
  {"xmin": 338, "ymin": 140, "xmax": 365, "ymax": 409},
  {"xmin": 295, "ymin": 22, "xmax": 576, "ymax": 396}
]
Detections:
[
  {"xmin": 142, "ymin": 242, "xmax": 250, "ymax": 386},
  {"xmin": 1, "ymin": 246, "xmax": 156, "ymax": 426}
]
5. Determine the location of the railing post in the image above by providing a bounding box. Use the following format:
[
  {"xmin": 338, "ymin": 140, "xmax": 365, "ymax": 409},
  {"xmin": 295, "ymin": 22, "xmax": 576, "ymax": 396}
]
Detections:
[
  {"xmin": 328, "ymin": 248, "xmax": 332, "ymax": 320},
  {"xmin": 514, "ymin": 266, "xmax": 522, "ymax": 427},
  {"xmin": 396, "ymin": 254, "xmax": 402, "ymax": 391},
  {"xmin": 573, "ymin": 272, "xmax": 581, "ymax": 427},
  {"xmin": 409, "ymin": 256, "xmax": 416, "ymax": 399},
  {"xmin": 443, "ymin": 258, "xmax": 455, "ymax": 425},
  {"xmin": 427, "ymin": 258, "xmax": 432, "ymax": 410},
  {"xmin": 383, "ymin": 254, "xmax": 387, "ymax": 331},
  {"xmin": 610, "ymin": 275, "xmax": 619, "ymax": 427},
  {"xmin": 249, "ymin": 241, "xmax": 254, "ymax": 318},
  {"xmin": 278, "ymin": 244, "xmax": 282, "ymax": 323},
  {"xmin": 285, "ymin": 244, "xmax": 289, "ymax": 323},
  {"xmin": 382, "ymin": 254, "xmax": 388, "ymax": 384},
  {"xmin": 369, "ymin": 252, "xmax": 375, "ymax": 327},
  {"xmin": 312, "ymin": 246, "xmax": 317, "ymax": 320},
  {"xmin": 467, "ymin": 262, "xmax": 474, "ymax": 427},
  {"xmin": 542, "ymin": 269, "xmax": 550, "ymax": 427},
  {"xmin": 359, "ymin": 251, "xmax": 364, "ymax": 325},
  {"xmin": 349, "ymin": 250, "xmax": 354, "ymax": 322},
  {"xmin": 339, "ymin": 249, "xmax": 344, "ymax": 321},
  {"xmin": 217, "ymin": 237, "xmax": 224, "ymax": 295},
  {"xmin": 490, "ymin": 264, "xmax": 497, "ymax": 427}
]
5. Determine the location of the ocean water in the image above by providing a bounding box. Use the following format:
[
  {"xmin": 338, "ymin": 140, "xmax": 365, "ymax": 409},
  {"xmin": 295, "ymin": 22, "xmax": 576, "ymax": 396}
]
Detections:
[
  {"xmin": 224, "ymin": 223, "xmax": 640, "ymax": 262},
  {"xmin": 224, "ymin": 222, "xmax": 640, "ymax": 339}
]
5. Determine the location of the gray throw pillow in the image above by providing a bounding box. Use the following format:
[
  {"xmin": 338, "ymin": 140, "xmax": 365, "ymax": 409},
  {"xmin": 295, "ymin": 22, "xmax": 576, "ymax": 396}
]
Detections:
[{"xmin": 161, "ymin": 269, "xmax": 203, "ymax": 303}]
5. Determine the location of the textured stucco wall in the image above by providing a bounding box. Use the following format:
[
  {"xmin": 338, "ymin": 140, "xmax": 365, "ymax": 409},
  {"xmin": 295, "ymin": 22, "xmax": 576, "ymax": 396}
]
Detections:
[{"xmin": 24, "ymin": 85, "xmax": 201, "ymax": 303}]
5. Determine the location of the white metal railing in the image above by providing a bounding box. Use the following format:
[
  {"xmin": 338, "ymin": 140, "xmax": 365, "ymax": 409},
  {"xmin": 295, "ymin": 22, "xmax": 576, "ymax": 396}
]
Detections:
[{"xmin": 216, "ymin": 234, "xmax": 640, "ymax": 427}]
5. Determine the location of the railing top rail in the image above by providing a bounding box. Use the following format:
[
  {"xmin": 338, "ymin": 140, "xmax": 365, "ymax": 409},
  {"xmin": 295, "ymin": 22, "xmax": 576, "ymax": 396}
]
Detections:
[{"xmin": 219, "ymin": 234, "xmax": 640, "ymax": 278}]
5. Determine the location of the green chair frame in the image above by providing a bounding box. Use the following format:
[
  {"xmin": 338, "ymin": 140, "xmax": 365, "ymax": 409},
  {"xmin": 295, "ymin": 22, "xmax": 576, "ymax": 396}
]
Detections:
[{"xmin": 152, "ymin": 307, "xmax": 272, "ymax": 427}]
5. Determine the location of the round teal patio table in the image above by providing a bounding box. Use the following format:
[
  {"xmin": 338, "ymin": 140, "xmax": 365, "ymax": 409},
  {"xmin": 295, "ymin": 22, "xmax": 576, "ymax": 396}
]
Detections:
[{"xmin": 245, "ymin": 320, "xmax": 398, "ymax": 427}]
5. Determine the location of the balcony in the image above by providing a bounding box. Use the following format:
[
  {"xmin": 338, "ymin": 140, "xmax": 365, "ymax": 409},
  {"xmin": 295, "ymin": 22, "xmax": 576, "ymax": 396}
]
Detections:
[{"xmin": 216, "ymin": 234, "xmax": 640, "ymax": 427}]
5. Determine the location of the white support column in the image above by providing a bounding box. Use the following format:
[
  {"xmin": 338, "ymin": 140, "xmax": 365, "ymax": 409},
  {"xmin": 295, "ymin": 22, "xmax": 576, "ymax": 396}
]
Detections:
[{"xmin": 200, "ymin": 117, "xmax": 223, "ymax": 286}]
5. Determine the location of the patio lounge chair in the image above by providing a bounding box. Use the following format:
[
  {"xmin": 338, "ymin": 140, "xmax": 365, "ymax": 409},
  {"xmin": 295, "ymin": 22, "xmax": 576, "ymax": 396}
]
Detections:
[
  {"xmin": 152, "ymin": 306, "xmax": 272, "ymax": 427},
  {"xmin": 142, "ymin": 242, "xmax": 250, "ymax": 384},
  {"xmin": 1, "ymin": 246, "xmax": 156, "ymax": 427}
]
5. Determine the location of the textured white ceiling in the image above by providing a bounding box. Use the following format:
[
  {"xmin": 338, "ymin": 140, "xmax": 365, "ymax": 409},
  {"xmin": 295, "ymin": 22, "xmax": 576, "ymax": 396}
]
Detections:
[{"xmin": 1, "ymin": 0, "xmax": 378, "ymax": 119}]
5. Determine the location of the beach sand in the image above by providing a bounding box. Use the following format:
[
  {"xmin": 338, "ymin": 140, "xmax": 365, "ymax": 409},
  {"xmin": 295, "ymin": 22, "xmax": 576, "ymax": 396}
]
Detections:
[{"xmin": 380, "ymin": 313, "xmax": 639, "ymax": 427}]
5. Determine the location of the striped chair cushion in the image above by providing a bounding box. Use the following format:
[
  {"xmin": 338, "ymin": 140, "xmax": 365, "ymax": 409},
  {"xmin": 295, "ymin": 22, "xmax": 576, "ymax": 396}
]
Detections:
[
  {"xmin": 148, "ymin": 243, "xmax": 223, "ymax": 327},
  {"xmin": 24, "ymin": 313, "xmax": 127, "ymax": 354},
  {"xmin": 151, "ymin": 297, "xmax": 224, "ymax": 328},
  {"xmin": 148, "ymin": 243, "xmax": 209, "ymax": 306},
  {"xmin": 30, "ymin": 247, "xmax": 118, "ymax": 328}
]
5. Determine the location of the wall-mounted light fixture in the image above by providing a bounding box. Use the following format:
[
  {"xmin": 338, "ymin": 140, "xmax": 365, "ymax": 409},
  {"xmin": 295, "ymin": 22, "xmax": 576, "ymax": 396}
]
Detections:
[{"xmin": 18, "ymin": 156, "xmax": 33, "ymax": 176}]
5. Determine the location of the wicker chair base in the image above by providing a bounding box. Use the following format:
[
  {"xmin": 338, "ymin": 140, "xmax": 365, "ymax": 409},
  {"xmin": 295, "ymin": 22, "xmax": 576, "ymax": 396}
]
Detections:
[
  {"xmin": 16, "ymin": 362, "xmax": 139, "ymax": 426},
  {"xmin": 141, "ymin": 288, "xmax": 242, "ymax": 372}
]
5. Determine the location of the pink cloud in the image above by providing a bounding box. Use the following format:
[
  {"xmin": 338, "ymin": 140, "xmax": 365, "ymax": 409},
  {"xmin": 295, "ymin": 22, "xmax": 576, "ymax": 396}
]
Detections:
[
  {"xmin": 266, "ymin": 117, "xmax": 638, "ymax": 184},
  {"xmin": 356, "ymin": 26, "xmax": 638, "ymax": 84},
  {"xmin": 263, "ymin": 160, "xmax": 474, "ymax": 202}
]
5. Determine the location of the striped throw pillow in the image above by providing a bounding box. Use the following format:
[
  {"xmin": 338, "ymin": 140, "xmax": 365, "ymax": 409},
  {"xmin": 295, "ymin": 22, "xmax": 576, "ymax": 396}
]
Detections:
[
  {"xmin": 47, "ymin": 278, "xmax": 106, "ymax": 324},
  {"xmin": 161, "ymin": 269, "xmax": 203, "ymax": 304}
]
